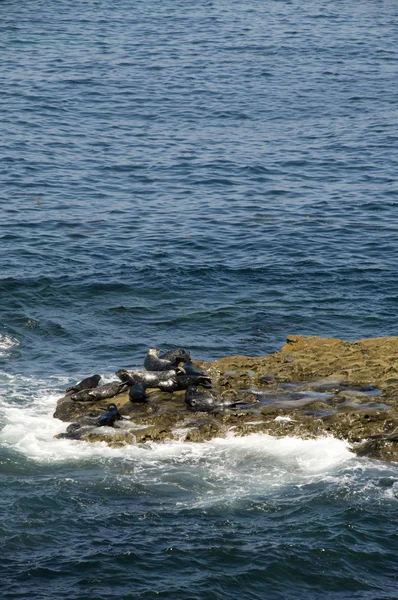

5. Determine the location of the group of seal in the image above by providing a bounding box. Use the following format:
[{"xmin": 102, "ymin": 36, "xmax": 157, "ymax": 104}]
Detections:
[
  {"xmin": 64, "ymin": 346, "xmax": 248, "ymax": 431},
  {"xmin": 116, "ymin": 347, "xmax": 212, "ymax": 400}
]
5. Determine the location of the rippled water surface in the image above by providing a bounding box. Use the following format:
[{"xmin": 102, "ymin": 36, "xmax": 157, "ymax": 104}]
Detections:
[{"xmin": 1, "ymin": 0, "xmax": 398, "ymax": 598}]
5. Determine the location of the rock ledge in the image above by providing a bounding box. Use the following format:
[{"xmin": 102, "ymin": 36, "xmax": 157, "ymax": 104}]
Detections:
[{"xmin": 54, "ymin": 335, "xmax": 398, "ymax": 462}]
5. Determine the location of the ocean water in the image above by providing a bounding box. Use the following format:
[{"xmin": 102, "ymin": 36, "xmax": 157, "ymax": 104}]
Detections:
[{"xmin": 1, "ymin": 0, "xmax": 398, "ymax": 597}]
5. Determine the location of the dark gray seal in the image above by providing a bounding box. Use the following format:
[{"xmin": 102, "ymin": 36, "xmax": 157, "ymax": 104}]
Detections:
[
  {"xmin": 66, "ymin": 374, "xmax": 101, "ymax": 393},
  {"xmin": 129, "ymin": 381, "xmax": 148, "ymax": 403},
  {"xmin": 71, "ymin": 381, "xmax": 127, "ymax": 402},
  {"xmin": 158, "ymin": 348, "xmax": 191, "ymax": 363},
  {"xmin": 96, "ymin": 403, "xmax": 123, "ymax": 426},
  {"xmin": 179, "ymin": 360, "xmax": 205, "ymax": 376},
  {"xmin": 144, "ymin": 348, "xmax": 187, "ymax": 372},
  {"xmin": 185, "ymin": 386, "xmax": 244, "ymax": 412},
  {"xmin": 168, "ymin": 373, "xmax": 212, "ymax": 392},
  {"xmin": 64, "ymin": 403, "xmax": 123, "ymax": 439}
]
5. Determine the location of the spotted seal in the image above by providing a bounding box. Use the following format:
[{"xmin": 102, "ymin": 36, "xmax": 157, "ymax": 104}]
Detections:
[
  {"xmin": 185, "ymin": 386, "xmax": 244, "ymax": 412},
  {"xmin": 116, "ymin": 368, "xmax": 181, "ymax": 389},
  {"xmin": 116, "ymin": 368, "xmax": 212, "ymax": 393},
  {"xmin": 144, "ymin": 348, "xmax": 188, "ymax": 372},
  {"xmin": 66, "ymin": 374, "xmax": 101, "ymax": 393},
  {"xmin": 71, "ymin": 381, "xmax": 127, "ymax": 402}
]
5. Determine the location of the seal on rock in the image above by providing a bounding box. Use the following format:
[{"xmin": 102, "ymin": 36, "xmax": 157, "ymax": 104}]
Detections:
[
  {"xmin": 116, "ymin": 368, "xmax": 212, "ymax": 393},
  {"xmin": 168, "ymin": 372, "xmax": 212, "ymax": 392},
  {"xmin": 96, "ymin": 403, "xmax": 123, "ymax": 426},
  {"xmin": 66, "ymin": 374, "xmax": 101, "ymax": 393},
  {"xmin": 71, "ymin": 381, "xmax": 128, "ymax": 402},
  {"xmin": 116, "ymin": 368, "xmax": 183, "ymax": 389},
  {"xmin": 144, "ymin": 348, "xmax": 187, "ymax": 372},
  {"xmin": 62, "ymin": 403, "xmax": 123, "ymax": 435},
  {"xmin": 185, "ymin": 386, "xmax": 245, "ymax": 412},
  {"xmin": 158, "ymin": 348, "xmax": 191, "ymax": 363},
  {"xmin": 179, "ymin": 360, "xmax": 205, "ymax": 376},
  {"xmin": 129, "ymin": 381, "xmax": 148, "ymax": 403}
]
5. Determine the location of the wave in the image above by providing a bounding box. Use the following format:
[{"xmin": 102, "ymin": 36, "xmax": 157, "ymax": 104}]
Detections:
[
  {"xmin": 2, "ymin": 371, "xmax": 398, "ymax": 508},
  {"xmin": 0, "ymin": 376, "xmax": 353, "ymax": 472}
]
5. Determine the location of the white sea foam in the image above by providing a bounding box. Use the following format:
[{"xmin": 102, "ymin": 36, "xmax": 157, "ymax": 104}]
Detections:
[
  {"xmin": 0, "ymin": 334, "xmax": 19, "ymax": 357},
  {"xmin": 0, "ymin": 371, "xmax": 353, "ymax": 470},
  {"xmin": 2, "ymin": 371, "xmax": 398, "ymax": 507}
]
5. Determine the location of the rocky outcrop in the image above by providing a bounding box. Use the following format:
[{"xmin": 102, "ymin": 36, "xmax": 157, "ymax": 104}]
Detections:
[{"xmin": 54, "ymin": 335, "xmax": 398, "ymax": 462}]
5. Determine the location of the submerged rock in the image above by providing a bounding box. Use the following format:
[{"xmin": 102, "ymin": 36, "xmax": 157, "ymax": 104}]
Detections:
[{"xmin": 53, "ymin": 335, "xmax": 398, "ymax": 462}]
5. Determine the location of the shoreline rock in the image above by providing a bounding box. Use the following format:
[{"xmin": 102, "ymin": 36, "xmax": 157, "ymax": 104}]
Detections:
[{"xmin": 53, "ymin": 335, "xmax": 398, "ymax": 462}]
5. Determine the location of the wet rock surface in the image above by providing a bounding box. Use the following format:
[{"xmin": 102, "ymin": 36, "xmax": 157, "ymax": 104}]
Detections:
[{"xmin": 54, "ymin": 335, "xmax": 398, "ymax": 462}]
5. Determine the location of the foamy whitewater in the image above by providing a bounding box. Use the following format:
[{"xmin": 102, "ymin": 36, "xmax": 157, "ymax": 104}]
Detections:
[
  {"xmin": 0, "ymin": 373, "xmax": 396, "ymax": 502},
  {"xmin": 0, "ymin": 334, "xmax": 19, "ymax": 358}
]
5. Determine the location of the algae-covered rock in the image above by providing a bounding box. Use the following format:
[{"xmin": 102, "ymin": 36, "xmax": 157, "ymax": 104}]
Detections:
[{"xmin": 53, "ymin": 335, "xmax": 398, "ymax": 462}]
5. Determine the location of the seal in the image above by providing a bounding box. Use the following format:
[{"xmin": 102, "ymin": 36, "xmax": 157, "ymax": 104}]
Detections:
[
  {"xmin": 179, "ymin": 360, "xmax": 205, "ymax": 376},
  {"xmin": 144, "ymin": 348, "xmax": 187, "ymax": 372},
  {"xmin": 129, "ymin": 381, "xmax": 148, "ymax": 403},
  {"xmin": 169, "ymin": 372, "xmax": 212, "ymax": 392},
  {"xmin": 185, "ymin": 386, "xmax": 244, "ymax": 412},
  {"xmin": 71, "ymin": 381, "xmax": 127, "ymax": 402},
  {"xmin": 116, "ymin": 368, "xmax": 212, "ymax": 393},
  {"xmin": 66, "ymin": 374, "xmax": 101, "ymax": 393},
  {"xmin": 158, "ymin": 348, "xmax": 191, "ymax": 363},
  {"xmin": 116, "ymin": 367, "xmax": 181, "ymax": 388},
  {"xmin": 96, "ymin": 403, "xmax": 123, "ymax": 427},
  {"xmin": 63, "ymin": 404, "xmax": 123, "ymax": 435},
  {"xmin": 62, "ymin": 422, "xmax": 94, "ymax": 437}
]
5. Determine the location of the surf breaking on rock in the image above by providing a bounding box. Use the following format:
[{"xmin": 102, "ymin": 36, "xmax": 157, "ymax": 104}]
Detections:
[{"xmin": 53, "ymin": 336, "xmax": 398, "ymax": 463}]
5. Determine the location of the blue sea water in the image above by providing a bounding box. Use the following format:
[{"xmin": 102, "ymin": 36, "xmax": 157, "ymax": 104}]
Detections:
[{"xmin": 1, "ymin": 0, "xmax": 398, "ymax": 597}]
